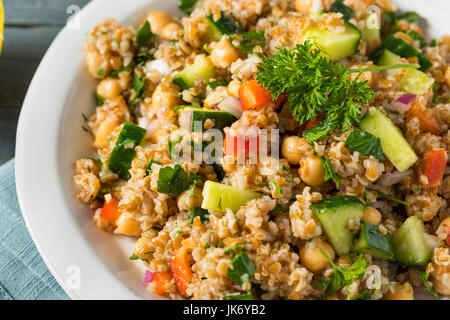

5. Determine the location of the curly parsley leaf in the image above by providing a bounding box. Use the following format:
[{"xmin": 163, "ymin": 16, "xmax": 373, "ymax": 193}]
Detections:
[
  {"xmin": 136, "ymin": 20, "xmax": 156, "ymax": 48},
  {"xmin": 227, "ymin": 252, "xmax": 256, "ymax": 289},
  {"xmin": 221, "ymin": 293, "xmax": 254, "ymax": 300},
  {"xmin": 414, "ymin": 268, "xmax": 439, "ymax": 300},
  {"xmin": 257, "ymin": 43, "xmax": 373, "ymax": 138},
  {"xmin": 345, "ymin": 129, "xmax": 385, "ymax": 161},
  {"xmin": 189, "ymin": 207, "xmax": 210, "ymax": 224},
  {"xmin": 178, "ymin": 0, "xmax": 199, "ymax": 15},
  {"xmin": 257, "ymin": 42, "xmax": 418, "ymax": 143},
  {"xmin": 157, "ymin": 164, "xmax": 194, "ymax": 197},
  {"xmin": 319, "ymin": 156, "xmax": 340, "ymax": 188},
  {"xmin": 317, "ymin": 251, "xmax": 368, "ymax": 299}
]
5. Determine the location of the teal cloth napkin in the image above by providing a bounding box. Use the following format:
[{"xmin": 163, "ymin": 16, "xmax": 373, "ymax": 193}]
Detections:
[{"xmin": 0, "ymin": 159, "xmax": 69, "ymax": 300}]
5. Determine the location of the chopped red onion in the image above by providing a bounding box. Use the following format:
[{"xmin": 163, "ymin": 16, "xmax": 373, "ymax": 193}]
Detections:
[
  {"xmin": 390, "ymin": 94, "xmax": 416, "ymax": 114},
  {"xmin": 146, "ymin": 119, "xmax": 161, "ymax": 137},
  {"xmin": 144, "ymin": 270, "xmax": 154, "ymax": 283},
  {"xmin": 218, "ymin": 96, "xmax": 244, "ymax": 118},
  {"xmin": 379, "ymin": 169, "xmax": 413, "ymax": 187},
  {"xmin": 179, "ymin": 110, "xmax": 193, "ymax": 130}
]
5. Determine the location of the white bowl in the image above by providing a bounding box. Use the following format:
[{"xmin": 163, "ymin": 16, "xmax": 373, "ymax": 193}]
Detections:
[{"xmin": 16, "ymin": 0, "xmax": 450, "ymax": 300}]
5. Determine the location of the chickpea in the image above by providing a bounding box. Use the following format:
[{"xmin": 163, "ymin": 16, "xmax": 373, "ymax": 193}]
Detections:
[
  {"xmin": 146, "ymin": 10, "xmax": 172, "ymax": 35},
  {"xmin": 227, "ymin": 79, "xmax": 241, "ymax": 98},
  {"xmin": 299, "ymin": 238, "xmax": 335, "ymax": 273},
  {"xmin": 177, "ymin": 188, "xmax": 203, "ymax": 212},
  {"xmin": 299, "ymin": 156, "xmax": 325, "ymax": 187},
  {"xmin": 161, "ymin": 22, "xmax": 182, "ymax": 41},
  {"xmin": 362, "ymin": 206, "xmax": 382, "ymax": 225},
  {"xmin": 97, "ymin": 78, "xmax": 122, "ymax": 99},
  {"xmin": 114, "ymin": 212, "xmax": 141, "ymax": 236},
  {"xmin": 281, "ymin": 136, "xmax": 309, "ymax": 164},
  {"xmin": 94, "ymin": 118, "xmax": 119, "ymax": 149},
  {"xmin": 211, "ymin": 37, "xmax": 240, "ymax": 69},
  {"xmin": 87, "ymin": 51, "xmax": 109, "ymax": 78},
  {"xmin": 295, "ymin": 0, "xmax": 314, "ymax": 14},
  {"xmin": 151, "ymin": 82, "xmax": 182, "ymax": 111},
  {"xmin": 383, "ymin": 283, "xmax": 414, "ymax": 300},
  {"xmin": 445, "ymin": 66, "xmax": 450, "ymax": 88}
]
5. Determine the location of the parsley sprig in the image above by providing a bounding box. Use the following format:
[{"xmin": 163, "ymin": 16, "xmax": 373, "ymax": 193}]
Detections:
[
  {"xmin": 316, "ymin": 250, "xmax": 368, "ymax": 299},
  {"xmin": 256, "ymin": 42, "xmax": 419, "ymax": 142}
]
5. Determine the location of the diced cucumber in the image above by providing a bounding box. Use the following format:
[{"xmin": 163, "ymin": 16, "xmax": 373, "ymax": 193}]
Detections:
[
  {"xmin": 400, "ymin": 69, "xmax": 435, "ymax": 95},
  {"xmin": 201, "ymin": 181, "xmax": 262, "ymax": 213},
  {"xmin": 353, "ymin": 222, "xmax": 395, "ymax": 261},
  {"xmin": 360, "ymin": 107, "xmax": 418, "ymax": 172},
  {"xmin": 178, "ymin": 107, "xmax": 237, "ymax": 132},
  {"xmin": 303, "ymin": 21, "xmax": 361, "ymax": 60},
  {"xmin": 311, "ymin": 195, "xmax": 365, "ymax": 255},
  {"xmin": 393, "ymin": 216, "xmax": 433, "ymax": 266},
  {"xmin": 377, "ymin": 49, "xmax": 400, "ymax": 66},
  {"xmin": 204, "ymin": 11, "xmax": 244, "ymax": 43},
  {"xmin": 382, "ymin": 36, "xmax": 432, "ymax": 72},
  {"xmin": 173, "ymin": 56, "xmax": 215, "ymax": 90},
  {"xmin": 108, "ymin": 121, "xmax": 146, "ymax": 179}
]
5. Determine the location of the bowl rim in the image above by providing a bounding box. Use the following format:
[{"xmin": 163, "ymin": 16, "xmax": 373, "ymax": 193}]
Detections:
[{"xmin": 15, "ymin": 0, "xmax": 449, "ymax": 300}]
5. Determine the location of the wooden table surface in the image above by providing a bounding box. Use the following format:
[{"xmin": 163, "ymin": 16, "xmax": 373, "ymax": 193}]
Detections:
[{"xmin": 0, "ymin": 0, "xmax": 91, "ymax": 165}]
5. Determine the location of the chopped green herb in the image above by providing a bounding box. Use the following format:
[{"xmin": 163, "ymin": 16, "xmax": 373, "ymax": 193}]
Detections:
[
  {"xmin": 110, "ymin": 65, "xmax": 132, "ymax": 78},
  {"xmin": 408, "ymin": 30, "xmax": 426, "ymax": 48},
  {"xmin": 137, "ymin": 50, "xmax": 155, "ymax": 65},
  {"xmin": 430, "ymin": 39, "xmax": 439, "ymax": 47},
  {"xmin": 272, "ymin": 180, "xmax": 282, "ymax": 199},
  {"xmin": 212, "ymin": 163, "xmax": 225, "ymax": 181},
  {"xmin": 179, "ymin": 0, "xmax": 199, "ymax": 15},
  {"xmin": 221, "ymin": 293, "xmax": 254, "ymax": 300},
  {"xmin": 317, "ymin": 251, "xmax": 368, "ymax": 299},
  {"xmin": 206, "ymin": 11, "xmax": 244, "ymax": 35},
  {"xmin": 157, "ymin": 164, "xmax": 194, "ymax": 197},
  {"xmin": 97, "ymin": 68, "xmax": 105, "ymax": 76},
  {"xmin": 319, "ymin": 156, "xmax": 340, "ymax": 188},
  {"xmin": 145, "ymin": 159, "xmax": 162, "ymax": 176},
  {"xmin": 208, "ymin": 78, "xmax": 229, "ymax": 89},
  {"xmin": 269, "ymin": 204, "xmax": 288, "ymax": 214},
  {"xmin": 95, "ymin": 93, "xmax": 106, "ymax": 106},
  {"xmin": 414, "ymin": 268, "xmax": 439, "ymax": 300},
  {"xmin": 345, "ymin": 129, "xmax": 385, "ymax": 161},
  {"xmin": 230, "ymin": 30, "xmax": 265, "ymax": 54},
  {"xmin": 186, "ymin": 174, "xmax": 201, "ymax": 198},
  {"xmin": 329, "ymin": 1, "xmax": 355, "ymax": 20},
  {"xmin": 353, "ymin": 289, "xmax": 373, "ymax": 300},
  {"xmin": 398, "ymin": 11, "xmax": 420, "ymax": 23},
  {"xmin": 189, "ymin": 207, "xmax": 210, "ymax": 224},
  {"xmin": 225, "ymin": 244, "xmax": 245, "ymax": 255},
  {"xmin": 168, "ymin": 136, "xmax": 182, "ymax": 155},
  {"xmin": 136, "ymin": 20, "xmax": 156, "ymax": 48},
  {"xmin": 129, "ymin": 253, "xmax": 139, "ymax": 260},
  {"xmin": 227, "ymin": 251, "xmax": 256, "ymax": 289},
  {"xmin": 377, "ymin": 192, "xmax": 410, "ymax": 206},
  {"xmin": 131, "ymin": 74, "xmax": 146, "ymax": 106}
]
